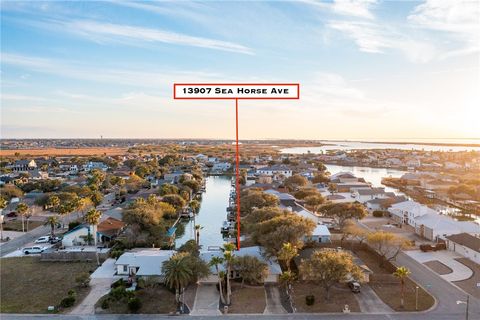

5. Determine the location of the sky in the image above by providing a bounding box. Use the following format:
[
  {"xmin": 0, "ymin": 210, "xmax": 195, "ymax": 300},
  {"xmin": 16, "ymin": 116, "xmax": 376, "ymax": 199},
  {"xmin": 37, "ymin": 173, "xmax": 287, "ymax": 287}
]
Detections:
[{"xmin": 1, "ymin": 0, "xmax": 479, "ymax": 140}]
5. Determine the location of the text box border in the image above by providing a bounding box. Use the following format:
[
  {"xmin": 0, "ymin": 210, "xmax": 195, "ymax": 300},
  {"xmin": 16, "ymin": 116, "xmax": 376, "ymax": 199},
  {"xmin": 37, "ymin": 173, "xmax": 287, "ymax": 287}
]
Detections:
[{"xmin": 173, "ymin": 83, "xmax": 300, "ymax": 100}]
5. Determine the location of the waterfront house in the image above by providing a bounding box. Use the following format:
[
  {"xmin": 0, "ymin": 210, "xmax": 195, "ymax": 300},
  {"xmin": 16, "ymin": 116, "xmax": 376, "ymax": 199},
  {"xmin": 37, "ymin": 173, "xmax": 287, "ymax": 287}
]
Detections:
[
  {"xmin": 212, "ymin": 162, "xmax": 232, "ymax": 172},
  {"xmin": 115, "ymin": 249, "xmax": 176, "ymax": 279},
  {"xmin": 199, "ymin": 246, "xmax": 282, "ymax": 283},
  {"xmin": 445, "ymin": 233, "xmax": 480, "ymax": 264},
  {"xmin": 413, "ymin": 214, "xmax": 479, "ymax": 241},
  {"xmin": 10, "ymin": 159, "xmax": 37, "ymax": 172},
  {"xmin": 352, "ymin": 188, "xmax": 394, "ymax": 203},
  {"xmin": 256, "ymin": 165, "xmax": 292, "ymax": 178},
  {"xmin": 388, "ymin": 201, "xmax": 437, "ymax": 226},
  {"xmin": 365, "ymin": 196, "xmax": 408, "ymax": 212}
]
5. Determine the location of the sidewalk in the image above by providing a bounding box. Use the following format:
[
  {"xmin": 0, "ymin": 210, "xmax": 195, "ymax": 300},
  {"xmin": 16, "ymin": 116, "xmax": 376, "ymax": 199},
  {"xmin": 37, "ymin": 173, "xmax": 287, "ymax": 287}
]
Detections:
[{"xmin": 405, "ymin": 250, "xmax": 473, "ymax": 282}]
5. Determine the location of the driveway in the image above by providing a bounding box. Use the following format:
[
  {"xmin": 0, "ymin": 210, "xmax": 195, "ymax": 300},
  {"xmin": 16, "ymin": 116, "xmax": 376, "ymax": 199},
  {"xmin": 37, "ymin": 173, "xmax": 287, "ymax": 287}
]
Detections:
[
  {"xmin": 355, "ymin": 284, "xmax": 393, "ymax": 313},
  {"xmin": 70, "ymin": 258, "xmax": 118, "ymax": 315},
  {"xmin": 405, "ymin": 250, "xmax": 473, "ymax": 282},
  {"xmin": 190, "ymin": 284, "xmax": 221, "ymax": 316},
  {"xmin": 264, "ymin": 285, "xmax": 287, "ymax": 314}
]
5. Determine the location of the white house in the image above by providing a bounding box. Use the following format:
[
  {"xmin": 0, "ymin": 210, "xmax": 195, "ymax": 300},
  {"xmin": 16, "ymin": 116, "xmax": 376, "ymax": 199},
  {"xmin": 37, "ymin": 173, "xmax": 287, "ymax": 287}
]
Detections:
[
  {"xmin": 414, "ymin": 214, "xmax": 479, "ymax": 241},
  {"xmin": 84, "ymin": 161, "xmax": 108, "ymax": 172},
  {"xmin": 61, "ymin": 224, "xmax": 94, "ymax": 247},
  {"xmin": 115, "ymin": 249, "xmax": 176, "ymax": 278},
  {"xmin": 212, "ymin": 162, "xmax": 232, "ymax": 172},
  {"xmin": 445, "ymin": 233, "xmax": 480, "ymax": 264},
  {"xmin": 256, "ymin": 166, "xmax": 292, "ymax": 178},
  {"xmin": 352, "ymin": 188, "xmax": 393, "ymax": 204},
  {"xmin": 388, "ymin": 201, "xmax": 437, "ymax": 226},
  {"xmin": 199, "ymin": 246, "xmax": 282, "ymax": 283},
  {"xmin": 305, "ymin": 224, "xmax": 331, "ymax": 243}
]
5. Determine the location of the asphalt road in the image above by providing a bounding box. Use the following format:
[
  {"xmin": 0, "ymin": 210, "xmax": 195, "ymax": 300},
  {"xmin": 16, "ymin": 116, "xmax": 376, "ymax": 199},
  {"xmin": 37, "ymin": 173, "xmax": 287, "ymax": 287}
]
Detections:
[{"xmin": 0, "ymin": 224, "xmax": 50, "ymax": 257}]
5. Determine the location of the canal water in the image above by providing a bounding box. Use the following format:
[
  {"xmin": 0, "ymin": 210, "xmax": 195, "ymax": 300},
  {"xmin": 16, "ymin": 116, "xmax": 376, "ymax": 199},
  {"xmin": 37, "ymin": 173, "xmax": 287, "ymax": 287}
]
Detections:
[
  {"xmin": 325, "ymin": 164, "xmax": 406, "ymax": 193},
  {"xmin": 176, "ymin": 175, "xmax": 231, "ymax": 249},
  {"xmin": 280, "ymin": 141, "xmax": 480, "ymax": 153}
]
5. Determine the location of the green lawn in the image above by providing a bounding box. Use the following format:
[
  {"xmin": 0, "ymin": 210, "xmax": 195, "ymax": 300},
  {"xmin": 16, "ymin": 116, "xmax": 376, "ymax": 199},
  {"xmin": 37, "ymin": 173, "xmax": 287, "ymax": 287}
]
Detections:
[
  {"xmin": 0, "ymin": 257, "xmax": 97, "ymax": 313},
  {"xmin": 2, "ymin": 220, "xmax": 44, "ymax": 232}
]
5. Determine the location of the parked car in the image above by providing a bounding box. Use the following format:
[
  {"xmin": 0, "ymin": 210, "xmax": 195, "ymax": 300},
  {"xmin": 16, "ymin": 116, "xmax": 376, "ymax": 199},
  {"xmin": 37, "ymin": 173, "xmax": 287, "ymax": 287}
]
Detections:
[
  {"xmin": 348, "ymin": 281, "xmax": 361, "ymax": 293},
  {"xmin": 34, "ymin": 236, "xmax": 50, "ymax": 244},
  {"xmin": 49, "ymin": 236, "xmax": 62, "ymax": 244},
  {"xmin": 22, "ymin": 246, "xmax": 45, "ymax": 254},
  {"xmin": 6, "ymin": 211, "xmax": 17, "ymax": 218}
]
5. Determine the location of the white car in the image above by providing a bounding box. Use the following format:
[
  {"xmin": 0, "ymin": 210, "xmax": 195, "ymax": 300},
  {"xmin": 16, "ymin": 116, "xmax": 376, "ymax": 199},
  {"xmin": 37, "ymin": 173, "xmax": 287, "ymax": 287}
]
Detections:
[
  {"xmin": 22, "ymin": 246, "xmax": 45, "ymax": 254},
  {"xmin": 34, "ymin": 236, "xmax": 50, "ymax": 244}
]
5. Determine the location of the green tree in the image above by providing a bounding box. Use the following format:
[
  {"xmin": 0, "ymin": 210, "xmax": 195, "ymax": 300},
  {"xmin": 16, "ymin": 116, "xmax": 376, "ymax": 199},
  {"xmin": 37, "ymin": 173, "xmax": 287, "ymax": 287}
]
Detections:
[
  {"xmin": 163, "ymin": 252, "xmax": 194, "ymax": 304},
  {"xmin": 85, "ymin": 208, "xmax": 102, "ymax": 265},
  {"xmin": 319, "ymin": 202, "xmax": 368, "ymax": 229},
  {"xmin": 312, "ymin": 173, "xmax": 329, "ymax": 184},
  {"xmin": 233, "ymin": 255, "xmax": 268, "ymax": 287},
  {"xmin": 0, "ymin": 197, "xmax": 7, "ymax": 210},
  {"xmin": 300, "ymin": 249, "xmax": 363, "ymax": 300},
  {"xmin": 209, "ymin": 256, "xmax": 226, "ymax": 304},
  {"xmin": 251, "ymin": 215, "xmax": 316, "ymax": 257},
  {"xmin": 277, "ymin": 242, "xmax": 298, "ymax": 272},
  {"xmin": 284, "ymin": 174, "xmax": 308, "ymax": 191},
  {"xmin": 46, "ymin": 195, "xmax": 60, "ymax": 210},
  {"xmin": 162, "ymin": 194, "xmax": 186, "ymax": 210},
  {"xmin": 304, "ymin": 194, "xmax": 325, "ymax": 213},
  {"xmin": 222, "ymin": 242, "xmax": 236, "ymax": 305},
  {"xmin": 393, "ymin": 266, "xmax": 410, "ymax": 308},
  {"xmin": 367, "ymin": 231, "xmax": 409, "ymax": 267},
  {"xmin": 16, "ymin": 202, "xmax": 29, "ymax": 233},
  {"xmin": 240, "ymin": 189, "xmax": 279, "ymax": 215},
  {"xmin": 327, "ymin": 183, "xmax": 337, "ymax": 195},
  {"xmin": 45, "ymin": 215, "xmax": 60, "ymax": 238},
  {"xmin": 90, "ymin": 191, "xmax": 104, "ymax": 207}
]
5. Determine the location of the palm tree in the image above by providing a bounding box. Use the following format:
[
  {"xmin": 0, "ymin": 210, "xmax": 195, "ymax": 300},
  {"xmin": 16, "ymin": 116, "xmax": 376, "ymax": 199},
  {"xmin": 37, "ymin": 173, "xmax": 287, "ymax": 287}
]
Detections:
[
  {"xmin": 75, "ymin": 197, "xmax": 93, "ymax": 219},
  {"xmin": 45, "ymin": 215, "xmax": 60, "ymax": 238},
  {"xmin": 0, "ymin": 197, "xmax": 7, "ymax": 241},
  {"xmin": 46, "ymin": 195, "xmax": 60, "ymax": 211},
  {"xmin": 209, "ymin": 256, "xmax": 226, "ymax": 304},
  {"xmin": 85, "ymin": 208, "xmax": 102, "ymax": 266},
  {"xmin": 194, "ymin": 224, "xmax": 203, "ymax": 246},
  {"xmin": 222, "ymin": 242, "xmax": 236, "ymax": 305},
  {"xmin": 277, "ymin": 242, "xmax": 298, "ymax": 273},
  {"xmin": 393, "ymin": 266, "xmax": 411, "ymax": 308},
  {"xmin": 16, "ymin": 203, "xmax": 29, "ymax": 233},
  {"xmin": 163, "ymin": 253, "xmax": 194, "ymax": 305}
]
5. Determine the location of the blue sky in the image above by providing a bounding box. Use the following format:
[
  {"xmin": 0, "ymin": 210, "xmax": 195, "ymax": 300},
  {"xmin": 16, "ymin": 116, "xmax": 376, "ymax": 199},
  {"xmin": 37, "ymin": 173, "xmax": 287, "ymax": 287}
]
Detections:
[{"xmin": 1, "ymin": 0, "xmax": 479, "ymax": 139}]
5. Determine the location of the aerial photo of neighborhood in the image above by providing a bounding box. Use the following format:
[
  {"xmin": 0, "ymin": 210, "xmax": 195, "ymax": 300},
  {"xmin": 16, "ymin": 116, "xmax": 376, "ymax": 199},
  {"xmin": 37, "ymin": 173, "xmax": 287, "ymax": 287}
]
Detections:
[{"xmin": 1, "ymin": 1, "xmax": 479, "ymax": 320}]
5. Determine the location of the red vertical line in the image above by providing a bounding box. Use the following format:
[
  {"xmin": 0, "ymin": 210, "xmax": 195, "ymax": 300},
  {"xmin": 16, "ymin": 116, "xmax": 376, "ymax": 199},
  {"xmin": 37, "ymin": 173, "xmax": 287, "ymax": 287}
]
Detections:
[{"xmin": 235, "ymin": 98, "xmax": 241, "ymax": 250}]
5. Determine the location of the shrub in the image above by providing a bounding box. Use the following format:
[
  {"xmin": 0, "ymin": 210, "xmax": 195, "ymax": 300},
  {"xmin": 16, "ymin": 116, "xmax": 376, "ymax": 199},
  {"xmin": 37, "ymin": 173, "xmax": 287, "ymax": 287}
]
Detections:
[
  {"xmin": 128, "ymin": 297, "xmax": 142, "ymax": 313},
  {"xmin": 67, "ymin": 289, "xmax": 76, "ymax": 297},
  {"xmin": 372, "ymin": 211, "xmax": 384, "ymax": 217},
  {"xmin": 75, "ymin": 272, "xmax": 91, "ymax": 287},
  {"xmin": 305, "ymin": 295, "xmax": 315, "ymax": 306},
  {"xmin": 110, "ymin": 249, "xmax": 124, "ymax": 259},
  {"xmin": 60, "ymin": 295, "xmax": 76, "ymax": 308},
  {"xmin": 101, "ymin": 298, "xmax": 110, "ymax": 309},
  {"xmin": 111, "ymin": 278, "xmax": 125, "ymax": 288},
  {"xmin": 110, "ymin": 286, "xmax": 127, "ymax": 301}
]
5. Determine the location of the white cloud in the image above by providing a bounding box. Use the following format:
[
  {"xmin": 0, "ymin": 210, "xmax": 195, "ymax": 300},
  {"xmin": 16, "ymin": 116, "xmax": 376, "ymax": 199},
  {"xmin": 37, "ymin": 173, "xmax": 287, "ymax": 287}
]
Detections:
[
  {"xmin": 31, "ymin": 19, "xmax": 253, "ymax": 55},
  {"xmin": 301, "ymin": 0, "xmax": 378, "ymax": 19},
  {"xmin": 408, "ymin": 0, "xmax": 480, "ymax": 59},
  {"xmin": 328, "ymin": 20, "xmax": 437, "ymax": 62},
  {"xmin": 0, "ymin": 53, "xmax": 227, "ymax": 88},
  {"xmin": 331, "ymin": 0, "xmax": 378, "ymax": 20}
]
